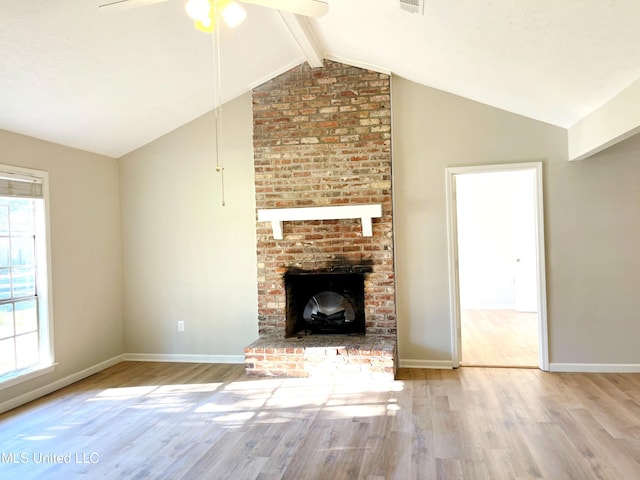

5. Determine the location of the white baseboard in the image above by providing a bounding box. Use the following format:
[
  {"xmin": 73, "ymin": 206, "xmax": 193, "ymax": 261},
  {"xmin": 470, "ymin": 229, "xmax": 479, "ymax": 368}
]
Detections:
[
  {"xmin": 399, "ymin": 359, "xmax": 453, "ymax": 369},
  {"xmin": 399, "ymin": 360, "xmax": 640, "ymax": 373},
  {"xmin": 0, "ymin": 354, "xmax": 125, "ymax": 415},
  {"xmin": 123, "ymin": 353, "xmax": 245, "ymax": 364},
  {"xmin": 398, "ymin": 361, "xmax": 640, "ymax": 373},
  {"xmin": 549, "ymin": 363, "xmax": 640, "ymax": 373}
]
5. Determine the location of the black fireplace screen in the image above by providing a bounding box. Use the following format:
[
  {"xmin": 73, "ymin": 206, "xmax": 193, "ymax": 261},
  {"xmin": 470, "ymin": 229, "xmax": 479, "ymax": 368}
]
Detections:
[
  {"xmin": 303, "ymin": 290, "xmax": 355, "ymax": 327},
  {"xmin": 284, "ymin": 269, "xmax": 366, "ymax": 337}
]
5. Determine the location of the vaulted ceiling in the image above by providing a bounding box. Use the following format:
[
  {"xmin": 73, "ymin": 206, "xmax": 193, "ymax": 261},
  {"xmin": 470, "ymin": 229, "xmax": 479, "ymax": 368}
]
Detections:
[{"xmin": 2, "ymin": 0, "xmax": 640, "ymax": 158}]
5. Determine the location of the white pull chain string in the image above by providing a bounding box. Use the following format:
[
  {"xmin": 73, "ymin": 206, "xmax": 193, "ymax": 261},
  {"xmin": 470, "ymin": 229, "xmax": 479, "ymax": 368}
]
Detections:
[{"xmin": 212, "ymin": 0, "xmax": 225, "ymax": 206}]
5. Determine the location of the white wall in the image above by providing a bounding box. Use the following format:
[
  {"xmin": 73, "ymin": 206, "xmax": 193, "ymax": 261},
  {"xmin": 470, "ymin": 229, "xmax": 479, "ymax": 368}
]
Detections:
[
  {"xmin": 456, "ymin": 170, "xmax": 538, "ymax": 311},
  {"xmin": 456, "ymin": 172, "xmax": 518, "ymax": 309},
  {"xmin": 0, "ymin": 130, "xmax": 123, "ymax": 405},
  {"xmin": 119, "ymin": 93, "xmax": 258, "ymax": 358}
]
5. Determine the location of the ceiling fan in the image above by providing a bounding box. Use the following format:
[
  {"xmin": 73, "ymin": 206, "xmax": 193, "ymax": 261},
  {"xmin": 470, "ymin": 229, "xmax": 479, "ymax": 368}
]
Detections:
[
  {"xmin": 98, "ymin": 0, "xmax": 328, "ymax": 205},
  {"xmin": 99, "ymin": 0, "xmax": 329, "ymax": 28}
]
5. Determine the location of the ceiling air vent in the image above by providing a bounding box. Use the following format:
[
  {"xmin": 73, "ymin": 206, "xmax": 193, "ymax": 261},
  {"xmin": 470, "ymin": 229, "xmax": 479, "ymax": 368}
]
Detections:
[{"xmin": 398, "ymin": 0, "xmax": 424, "ymax": 15}]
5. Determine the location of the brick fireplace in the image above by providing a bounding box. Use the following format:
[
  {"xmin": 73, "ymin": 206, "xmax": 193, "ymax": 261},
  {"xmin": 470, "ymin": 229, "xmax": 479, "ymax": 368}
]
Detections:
[{"xmin": 244, "ymin": 60, "xmax": 396, "ymax": 380}]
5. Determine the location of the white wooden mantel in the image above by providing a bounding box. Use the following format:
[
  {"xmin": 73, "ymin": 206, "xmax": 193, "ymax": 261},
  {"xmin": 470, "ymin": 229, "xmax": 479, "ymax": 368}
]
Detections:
[{"xmin": 257, "ymin": 204, "xmax": 382, "ymax": 240}]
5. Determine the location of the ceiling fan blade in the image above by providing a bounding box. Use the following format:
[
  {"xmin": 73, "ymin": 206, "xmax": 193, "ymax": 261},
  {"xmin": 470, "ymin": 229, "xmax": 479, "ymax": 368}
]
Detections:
[
  {"xmin": 240, "ymin": 0, "xmax": 328, "ymax": 18},
  {"xmin": 99, "ymin": 0, "xmax": 170, "ymax": 12}
]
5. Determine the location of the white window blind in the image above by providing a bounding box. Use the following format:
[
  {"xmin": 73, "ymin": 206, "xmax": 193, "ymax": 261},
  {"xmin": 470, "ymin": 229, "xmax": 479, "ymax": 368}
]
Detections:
[{"xmin": 0, "ymin": 173, "xmax": 43, "ymax": 199}]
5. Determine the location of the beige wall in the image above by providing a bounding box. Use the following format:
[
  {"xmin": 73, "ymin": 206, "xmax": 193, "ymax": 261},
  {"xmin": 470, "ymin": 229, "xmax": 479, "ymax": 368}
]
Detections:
[
  {"xmin": 392, "ymin": 76, "xmax": 640, "ymax": 366},
  {"xmin": 0, "ymin": 130, "xmax": 122, "ymax": 404},
  {"xmin": 545, "ymin": 133, "xmax": 640, "ymax": 365},
  {"xmin": 119, "ymin": 94, "xmax": 258, "ymax": 357}
]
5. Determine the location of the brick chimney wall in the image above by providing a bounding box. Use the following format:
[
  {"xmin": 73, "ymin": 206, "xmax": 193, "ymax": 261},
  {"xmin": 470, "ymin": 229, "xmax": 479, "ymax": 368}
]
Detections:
[{"xmin": 252, "ymin": 60, "xmax": 396, "ymax": 341}]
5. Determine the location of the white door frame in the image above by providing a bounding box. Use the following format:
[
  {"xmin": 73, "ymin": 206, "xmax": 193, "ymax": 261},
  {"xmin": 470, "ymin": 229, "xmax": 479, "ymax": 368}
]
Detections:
[{"xmin": 445, "ymin": 162, "xmax": 549, "ymax": 370}]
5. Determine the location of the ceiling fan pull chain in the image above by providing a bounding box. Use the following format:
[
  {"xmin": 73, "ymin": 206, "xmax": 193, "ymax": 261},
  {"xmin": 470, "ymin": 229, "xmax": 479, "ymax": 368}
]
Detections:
[{"xmin": 212, "ymin": 0, "xmax": 226, "ymax": 206}]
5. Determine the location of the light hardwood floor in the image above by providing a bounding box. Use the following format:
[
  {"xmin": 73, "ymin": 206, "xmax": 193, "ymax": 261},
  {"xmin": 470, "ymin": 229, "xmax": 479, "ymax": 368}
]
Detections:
[
  {"xmin": 1, "ymin": 362, "xmax": 640, "ymax": 479},
  {"xmin": 461, "ymin": 309, "xmax": 539, "ymax": 367}
]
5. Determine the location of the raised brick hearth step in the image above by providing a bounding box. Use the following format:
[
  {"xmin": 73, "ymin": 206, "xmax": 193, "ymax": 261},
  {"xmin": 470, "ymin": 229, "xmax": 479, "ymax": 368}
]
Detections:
[{"xmin": 244, "ymin": 335, "xmax": 396, "ymax": 382}]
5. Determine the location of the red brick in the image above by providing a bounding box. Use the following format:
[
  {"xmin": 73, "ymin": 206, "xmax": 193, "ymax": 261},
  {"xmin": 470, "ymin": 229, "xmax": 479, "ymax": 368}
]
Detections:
[{"xmin": 253, "ymin": 60, "xmax": 396, "ymax": 344}]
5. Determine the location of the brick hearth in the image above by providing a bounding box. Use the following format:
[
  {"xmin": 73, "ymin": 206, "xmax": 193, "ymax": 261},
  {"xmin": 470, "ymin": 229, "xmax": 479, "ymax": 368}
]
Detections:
[
  {"xmin": 247, "ymin": 60, "xmax": 396, "ymax": 380},
  {"xmin": 244, "ymin": 336, "xmax": 395, "ymax": 381}
]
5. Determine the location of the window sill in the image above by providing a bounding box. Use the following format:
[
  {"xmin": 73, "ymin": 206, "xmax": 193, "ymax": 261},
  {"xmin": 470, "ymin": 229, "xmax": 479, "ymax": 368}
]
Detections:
[{"xmin": 0, "ymin": 364, "xmax": 56, "ymax": 392}]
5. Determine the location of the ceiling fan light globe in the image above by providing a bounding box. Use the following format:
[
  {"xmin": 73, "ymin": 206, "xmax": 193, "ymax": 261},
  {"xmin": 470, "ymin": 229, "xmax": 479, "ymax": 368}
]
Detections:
[
  {"xmin": 185, "ymin": 0, "xmax": 211, "ymax": 22},
  {"xmin": 222, "ymin": 2, "xmax": 247, "ymax": 28},
  {"xmin": 194, "ymin": 18, "xmax": 215, "ymax": 32}
]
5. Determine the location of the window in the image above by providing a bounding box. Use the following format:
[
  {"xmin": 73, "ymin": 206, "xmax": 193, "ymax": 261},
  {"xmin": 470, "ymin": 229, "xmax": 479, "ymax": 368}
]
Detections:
[{"xmin": 0, "ymin": 165, "xmax": 53, "ymax": 388}]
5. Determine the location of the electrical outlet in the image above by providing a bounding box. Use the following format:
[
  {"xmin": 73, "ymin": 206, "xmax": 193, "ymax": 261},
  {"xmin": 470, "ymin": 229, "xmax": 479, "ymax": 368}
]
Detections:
[{"xmin": 177, "ymin": 321, "xmax": 185, "ymax": 332}]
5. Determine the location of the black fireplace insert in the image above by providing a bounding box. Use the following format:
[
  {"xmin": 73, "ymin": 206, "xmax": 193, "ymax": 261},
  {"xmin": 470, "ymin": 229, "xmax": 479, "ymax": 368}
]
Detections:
[{"xmin": 284, "ymin": 267, "xmax": 368, "ymax": 337}]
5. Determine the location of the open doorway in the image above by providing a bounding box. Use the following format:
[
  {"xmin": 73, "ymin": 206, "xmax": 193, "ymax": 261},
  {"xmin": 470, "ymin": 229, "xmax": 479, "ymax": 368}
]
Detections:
[{"xmin": 445, "ymin": 163, "xmax": 548, "ymax": 370}]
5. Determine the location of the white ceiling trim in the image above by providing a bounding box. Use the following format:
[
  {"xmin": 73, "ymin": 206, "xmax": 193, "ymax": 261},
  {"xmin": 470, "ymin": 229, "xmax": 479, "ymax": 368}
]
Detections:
[
  {"xmin": 568, "ymin": 78, "xmax": 640, "ymax": 161},
  {"xmin": 323, "ymin": 55, "xmax": 391, "ymax": 76},
  {"xmin": 278, "ymin": 12, "xmax": 324, "ymax": 68},
  {"xmin": 247, "ymin": 59, "xmax": 307, "ymax": 90},
  {"xmin": 246, "ymin": 54, "xmax": 392, "ymax": 93}
]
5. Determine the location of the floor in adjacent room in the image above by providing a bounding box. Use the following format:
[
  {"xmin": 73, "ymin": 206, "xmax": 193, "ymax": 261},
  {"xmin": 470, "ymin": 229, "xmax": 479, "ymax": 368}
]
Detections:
[{"xmin": 461, "ymin": 309, "xmax": 539, "ymax": 367}]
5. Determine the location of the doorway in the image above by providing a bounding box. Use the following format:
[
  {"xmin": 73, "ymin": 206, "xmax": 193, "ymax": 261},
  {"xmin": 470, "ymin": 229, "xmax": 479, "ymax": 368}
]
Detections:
[{"xmin": 445, "ymin": 163, "xmax": 549, "ymax": 370}]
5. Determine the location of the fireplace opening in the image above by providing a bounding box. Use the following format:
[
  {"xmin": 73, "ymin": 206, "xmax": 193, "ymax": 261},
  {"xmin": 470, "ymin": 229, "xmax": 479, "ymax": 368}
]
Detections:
[{"xmin": 284, "ymin": 268, "xmax": 367, "ymax": 337}]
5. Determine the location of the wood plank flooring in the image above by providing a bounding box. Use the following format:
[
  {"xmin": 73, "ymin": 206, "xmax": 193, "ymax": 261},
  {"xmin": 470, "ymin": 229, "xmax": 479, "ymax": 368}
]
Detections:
[
  {"xmin": 461, "ymin": 309, "xmax": 539, "ymax": 367},
  {"xmin": 1, "ymin": 362, "xmax": 640, "ymax": 479}
]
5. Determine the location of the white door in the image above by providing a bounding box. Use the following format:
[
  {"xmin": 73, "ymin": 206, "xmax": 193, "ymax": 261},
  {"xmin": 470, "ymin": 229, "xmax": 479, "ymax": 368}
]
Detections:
[{"xmin": 512, "ymin": 170, "xmax": 538, "ymax": 313}]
